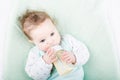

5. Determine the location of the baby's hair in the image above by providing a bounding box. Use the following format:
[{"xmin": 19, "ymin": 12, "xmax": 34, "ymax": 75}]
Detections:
[{"xmin": 19, "ymin": 10, "xmax": 54, "ymax": 40}]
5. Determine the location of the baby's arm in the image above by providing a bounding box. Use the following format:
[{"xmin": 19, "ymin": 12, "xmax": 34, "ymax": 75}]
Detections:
[
  {"xmin": 25, "ymin": 49, "xmax": 53, "ymax": 80},
  {"xmin": 66, "ymin": 35, "xmax": 90, "ymax": 65}
]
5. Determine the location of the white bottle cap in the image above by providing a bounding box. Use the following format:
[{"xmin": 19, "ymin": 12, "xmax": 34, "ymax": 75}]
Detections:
[{"xmin": 52, "ymin": 45, "xmax": 63, "ymax": 51}]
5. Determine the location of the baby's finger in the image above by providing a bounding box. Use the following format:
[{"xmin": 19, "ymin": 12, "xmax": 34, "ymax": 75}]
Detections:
[
  {"xmin": 51, "ymin": 56, "xmax": 58, "ymax": 63},
  {"xmin": 61, "ymin": 56, "xmax": 69, "ymax": 62},
  {"xmin": 62, "ymin": 51, "xmax": 69, "ymax": 56},
  {"xmin": 46, "ymin": 48, "xmax": 51, "ymax": 53},
  {"xmin": 61, "ymin": 54, "xmax": 69, "ymax": 60},
  {"xmin": 66, "ymin": 59, "xmax": 71, "ymax": 64},
  {"xmin": 49, "ymin": 48, "xmax": 54, "ymax": 54},
  {"xmin": 50, "ymin": 54, "xmax": 56, "ymax": 59},
  {"xmin": 47, "ymin": 49, "xmax": 53, "ymax": 57}
]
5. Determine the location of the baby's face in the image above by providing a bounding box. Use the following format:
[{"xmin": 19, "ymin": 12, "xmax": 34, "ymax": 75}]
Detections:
[{"xmin": 30, "ymin": 19, "xmax": 61, "ymax": 52}]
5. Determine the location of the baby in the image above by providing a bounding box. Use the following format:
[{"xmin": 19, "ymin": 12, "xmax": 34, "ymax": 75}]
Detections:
[{"xmin": 19, "ymin": 10, "xmax": 89, "ymax": 80}]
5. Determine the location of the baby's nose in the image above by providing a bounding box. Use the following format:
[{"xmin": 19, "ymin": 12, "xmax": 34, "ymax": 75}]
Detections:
[
  {"xmin": 49, "ymin": 40, "xmax": 53, "ymax": 44},
  {"xmin": 47, "ymin": 40, "xmax": 53, "ymax": 45}
]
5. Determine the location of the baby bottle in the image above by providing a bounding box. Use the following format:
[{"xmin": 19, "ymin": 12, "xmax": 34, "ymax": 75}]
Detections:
[{"xmin": 52, "ymin": 45, "xmax": 75, "ymax": 76}]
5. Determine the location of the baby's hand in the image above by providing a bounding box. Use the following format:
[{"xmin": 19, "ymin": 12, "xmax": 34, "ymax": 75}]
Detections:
[
  {"xmin": 61, "ymin": 51, "xmax": 76, "ymax": 64},
  {"xmin": 43, "ymin": 48, "xmax": 58, "ymax": 64}
]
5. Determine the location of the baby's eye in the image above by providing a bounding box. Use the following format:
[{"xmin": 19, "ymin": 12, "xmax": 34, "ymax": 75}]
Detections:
[
  {"xmin": 40, "ymin": 39, "xmax": 45, "ymax": 43},
  {"xmin": 50, "ymin": 32, "xmax": 54, "ymax": 36}
]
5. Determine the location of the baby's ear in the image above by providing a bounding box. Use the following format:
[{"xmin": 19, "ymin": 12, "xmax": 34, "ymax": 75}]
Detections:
[{"xmin": 28, "ymin": 40, "xmax": 33, "ymax": 43}]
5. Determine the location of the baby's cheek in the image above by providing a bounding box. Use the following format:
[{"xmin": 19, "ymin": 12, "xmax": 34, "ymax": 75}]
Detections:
[{"xmin": 55, "ymin": 37, "xmax": 61, "ymax": 45}]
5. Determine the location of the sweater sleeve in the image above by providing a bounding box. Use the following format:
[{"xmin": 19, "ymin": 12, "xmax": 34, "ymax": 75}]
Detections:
[
  {"xmin": 65, "ymin": 34, "xmax": 90, "ymax": 66},
  {"xmin": 25, "ymin": 48, "xmax": 53, "ymax": 80}
]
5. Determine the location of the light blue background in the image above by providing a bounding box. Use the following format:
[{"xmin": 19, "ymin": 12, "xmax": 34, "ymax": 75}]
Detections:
[{"xmin": 3, "ymin": 0, "xmax": 120, "ymax": 80}]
